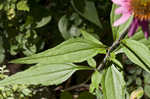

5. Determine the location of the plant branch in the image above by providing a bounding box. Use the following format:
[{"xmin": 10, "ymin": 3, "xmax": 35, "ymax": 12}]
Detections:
[
  {"xmin": 54, "ymin": 76, "xmax": 91, "ymax": 92},
  {"xmin": 97, "ymin": 29, "xmax": 129, "ymax": 70},
  {"xmin": 63, "ymin": 84, "xmax": 89, "ymax": 92}
]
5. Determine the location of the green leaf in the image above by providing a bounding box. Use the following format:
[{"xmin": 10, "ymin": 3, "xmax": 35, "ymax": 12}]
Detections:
[
  {"xmin": 81, "ymin": 30, "xmax": 104, "ymax": 45},
  {"xmin": 110, "ymin": 4, "xmax": 133, "ymax": 40},
  {"xmin": 122, "ymin": 39, "xmax": 150, "ymax": 73},
  {"xmin": 130, "ymin": 29, "xmax": 144, "ymax": 41},
  {"xmin": 58, "ymin": 15, "xmax": 71, "ymax": 39},
  {"xmin": 143, "ymin": 71, "xmax": 150, "ymax": 84},
  {"xmin": 71, "ymin": 0, "xmax": 102, "ymax": 28},
  {"xmin": 89, "ymin": 70, "xmax": 102, "ymax": 93},
  {"xmin": 35, "ymin": 16, "xmax": 52, "ymax": 28},
  {"xmin": 0, "ymin": 63, "xmax": 91, "ymax": 86},
  {"xmin": 81, "ymin": 30, "xmax": 106, "ymax": 54},
  {"xmin": 131, "ymin": 29, "xmax": 150, "ymax": 49},
  {"xmin": 0, "ymin": 3, "xmax": 3, "ymax": 10},
  {"xmin": 144, "ymin": 84, "xmax": 150, "ymax": 98},
  {"xmin": 102, "ymin": 64, "xmax": 125, "ymax": 99},
  {"xmin": 109, "ymin": 53, "xmax": 123, "ymax": 68},
  {"xmin": 95, "ymin": 89, "xmax": 103, "ymax": 99},
  {"xmin": 87, "ymin": 58, "xmax": 96, "ymax": 68},
  {"xmin": 110, "ymin": 57, "xmax": 123, "ymax": 69},
  {"xmin": 10, "ymin": 38, "xmax": 105, "ymax": 64},
  {"xmin": 58, "ymin": 14, "xmax": 82, "ymax": 40},
  {"xmin": 17, "ymin": 0, "xmax": 29, "ymax": 12}
]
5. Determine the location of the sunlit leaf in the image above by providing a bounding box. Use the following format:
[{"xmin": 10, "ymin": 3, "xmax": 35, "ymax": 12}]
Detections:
[
  {"xmin": 17, "ymin": 0, "xmax": 29, "ymax": 11},
  {"xmin": 0, "ymin": 63, "xmax": 91, "ymax": 86},
  {"xmin": 58, "ymin": 15, "xmax": 71, "ymax": 39},
  {"xmin": 131, "ymin": 29, "xmax": 150, "ymax": 49},
  {"xmin": 122, "ymin": 39, "xmax": 150, "ymax": 73},
  {"xmin": 90, "ymin": 71, "xmax": 102, "ymax": 93},
  {"xmin": 35, "ymin": 16, "xmax": 52, "ymax": 28},
  {"xmin": 87, "ymin": 58, "xmax": 96, "ymax": 68},
  {"xmin": 81, "ymin": 30, "xmax": 104, "ymax": 45},
  {"xmin": 102, "ymin": 64, "xmax": 125, "ymax": 99},
  {"xmin": 10, "ymin": 38, "xmax": 106, "ymax": 64}
]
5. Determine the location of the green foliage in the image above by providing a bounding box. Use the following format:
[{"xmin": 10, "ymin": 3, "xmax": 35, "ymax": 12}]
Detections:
[
  {"xmin": 87, "ymin": 58, "xmax": 97, "ymax": 68},
  {"xmin": 0, "ymin": 0, "xmax": 150, "ymax": 98},
  {"xmin": 10, "ymin": 37, "xmax": 106, "ymax": 64},
  {"xmin": 89, "ymin": 70, "xmax": 102, "ymax": 93},
  {"xmin": 35, "ymin": 16, "xmax": 52, "ymax": 28},
  {"xmin": 0, "ymin": 65, "xmax": 9, "ymax": 79},
  {"xmin": 144, "ymin": 85, "xmax": 150, "ymax": 97},
  {"xmin": 17, "ymin": 0, "xmax": 29, "ymax": 11},
  {"xmin": 0, "ymin": 63, "xmax": 92, "ymax": 86},
  {"xmin": 0, "ymin": 65, "xmax": 34, "ymax": 99},
  {"xmin": 58, "ymin": 14, "xmax": 82, "ymax": 40},
  {"xmin": 101, "ymin": 65, "xmax": 126, "ymax": 99},
  {"xmin": 0, "ymin": 85, "xmax": 34, "ymax": 99},
  {"xmin": 131, "ymin": 30, "xmax": 150, "ymax": 49},
  {"xmin": 143, "ymin": 71, "xmax": 150, "ymax": 97},
  {"xmin": 71, "ymin": 0, "xmax": 102, "ymax": 28},
  {"xmin": 10, "ymin": 30, "xmax": 38, "ymax": 56},
  {"xmin": 122, "ymin": 39, "xmax": 150, "ymax": 73}
]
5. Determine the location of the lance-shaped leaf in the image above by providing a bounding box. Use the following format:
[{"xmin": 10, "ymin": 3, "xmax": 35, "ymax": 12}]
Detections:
[
  {"xmin": 81, "ymin": 30, "xmax": 104, "ymax": 46},
  {"xmin": 89, "ymin": 70, "xmax": 102, "ymax": 93},
  {"xmin": 35, "ymin": 16, "xmax": 52, "ymax": 28},
  {"xmin": 101, "ymin": 65, "xmax": 125, "ymax": 99},
  {"xmin": 131, "ymin": 30, "xmax": 150, "ymax": 49},
  {"xmin": 122, "ymin": 39, "xmax": 150, "ymax": 73},
  {"xmin": 10, "ymin": 38, "xmax": 105, "ymax": 64},
  {"xmin": 0, "ymin": 63, "xmax": 92, "ymax": 86}
]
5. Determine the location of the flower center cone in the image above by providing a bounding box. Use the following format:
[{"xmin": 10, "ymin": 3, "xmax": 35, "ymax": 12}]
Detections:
[{"xmin": 130, "ymin": 0, "xmax": 150, "ymax": 21}]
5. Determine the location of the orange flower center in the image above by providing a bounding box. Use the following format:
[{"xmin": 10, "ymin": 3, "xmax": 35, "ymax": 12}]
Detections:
[{"xmin": 130, "ymin": 0, "xmax": 150, "ymax": 20}]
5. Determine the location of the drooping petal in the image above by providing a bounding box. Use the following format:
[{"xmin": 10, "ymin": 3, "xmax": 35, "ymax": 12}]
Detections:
[
  {"xmin": 139, "ymin": 20, "xmax": 149, "ymax": 39},
  {"xmin": 128, "ymin": 18, "xmax": 139, "ymax": 37},
  {"xmin": 113, "ymin": 13, "xmax": 131, "ymax": 26}
]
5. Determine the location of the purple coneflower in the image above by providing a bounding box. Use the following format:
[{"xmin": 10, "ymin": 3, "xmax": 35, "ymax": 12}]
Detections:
[{"xmin": 112, "ymin": 0, "xmax": 150, "ymax": 39}]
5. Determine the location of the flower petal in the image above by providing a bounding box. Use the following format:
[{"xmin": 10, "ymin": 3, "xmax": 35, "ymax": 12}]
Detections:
[
  {"xmin": 112, "ymin": 0, "xmax": 124, "ymax": 5},
  {"xmin": 128, "ymin": 18, "xmax": 139, "ymax": 37},
  {"xmin": 115, "ymin": 6, "xmax": 130, "ymax": 14},
  {"xmin": 139, "ymin": 20, "xmax": 149, "ymax": 39},
  {"xmin": 113, "ymin": 13, "xmax": 131, "ymax": 26},
  {"xmin": 115, "ymin": 7, "xmax": 125, "ymax": 14}
]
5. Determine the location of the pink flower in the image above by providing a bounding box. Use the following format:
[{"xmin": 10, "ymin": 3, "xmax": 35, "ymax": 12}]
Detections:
[{"xmin": 112, "ymin": 0, "xmax": 150, "ymax": 39}]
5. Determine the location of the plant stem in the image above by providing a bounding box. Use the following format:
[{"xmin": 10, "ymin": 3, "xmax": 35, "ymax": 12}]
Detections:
[
  {"xmin": 97, "ymin": 29, "xmax": 128, "ymax": 70},
  {"xmin": 63, "ymin": 84, "xmax": 89, "ymax": 91}
]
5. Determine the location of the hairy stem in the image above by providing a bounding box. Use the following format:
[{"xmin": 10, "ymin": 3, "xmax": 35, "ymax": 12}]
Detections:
[{"xmin": 97, "ymin": 29, "xmax": 128, "ymax": 70}]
